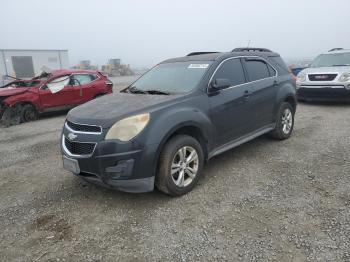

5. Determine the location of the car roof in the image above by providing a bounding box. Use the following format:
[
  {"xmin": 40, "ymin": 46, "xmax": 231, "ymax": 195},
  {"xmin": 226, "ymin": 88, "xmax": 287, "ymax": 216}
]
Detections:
[
  {"xmin": 51, "ymin": 69, "xmax": 99, "ymax": 76},
  {"xmin": 160, "ymin": 50, "xmax": 280, "ymax": 64},
  {"xmin": 323, "ymin": 49, "xmax": 350, "ymax": 55}
]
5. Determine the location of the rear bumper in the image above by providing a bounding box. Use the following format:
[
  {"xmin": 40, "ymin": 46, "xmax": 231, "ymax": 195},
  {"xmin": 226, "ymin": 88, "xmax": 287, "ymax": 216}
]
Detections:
[{"xmin": 297, "ymin": 86, "xmax": 350, "ymax": 102}]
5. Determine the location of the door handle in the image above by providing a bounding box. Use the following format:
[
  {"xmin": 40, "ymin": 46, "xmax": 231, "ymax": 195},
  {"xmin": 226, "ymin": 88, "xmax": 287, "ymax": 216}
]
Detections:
[{"xmin": 273, "ymin": 80, "xmax": 279, "ymax": 87}]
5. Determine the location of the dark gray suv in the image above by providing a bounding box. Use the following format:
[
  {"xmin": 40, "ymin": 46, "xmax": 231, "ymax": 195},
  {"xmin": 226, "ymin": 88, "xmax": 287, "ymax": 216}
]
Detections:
[{"xmin": 61, "ymin": 48, "xmax": 297, "ymax": 196}]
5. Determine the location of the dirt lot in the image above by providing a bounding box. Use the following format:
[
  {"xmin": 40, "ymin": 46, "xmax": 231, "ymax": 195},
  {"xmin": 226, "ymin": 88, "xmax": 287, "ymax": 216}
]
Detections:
[{"xmin": 1, "ymin": 77, "xmax": 350, "ymax": 261}]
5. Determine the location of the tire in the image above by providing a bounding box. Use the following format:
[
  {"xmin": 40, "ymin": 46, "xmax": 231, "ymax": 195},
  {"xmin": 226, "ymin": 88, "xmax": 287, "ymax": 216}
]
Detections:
[
  {"xmin": 0, "ymin": 106, "xmax": 21, "ymax": 127},
  {"xmin": 269, "ymin": 102, "xmax": 294, "ymax": 140},
  {"xmin": 20, "ymin": 104, "xmax": 38, "ymax": 123},
  {"xmin": 156, "ymin": 135, "xmax": 204, "ymax": 196}
]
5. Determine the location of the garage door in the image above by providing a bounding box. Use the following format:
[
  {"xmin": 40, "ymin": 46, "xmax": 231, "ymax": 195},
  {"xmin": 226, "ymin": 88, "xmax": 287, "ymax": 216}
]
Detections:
[{"xmin": 11, "ymin": 56, "xmax": 35, "ymax": 78}]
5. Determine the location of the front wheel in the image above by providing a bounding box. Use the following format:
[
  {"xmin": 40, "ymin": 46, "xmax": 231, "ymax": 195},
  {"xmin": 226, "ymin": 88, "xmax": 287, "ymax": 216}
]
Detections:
[
  {"xmin": 1, "ymin": 106, "xmax": 21, "ymax": 127},
  {"xmin": 21, "ymin": 104, "xmax": 38, "ymax": 123},
  {"xmin": 156, "ymin": 135, "xmax": 204, "ymax": 196},
  {"xmin": 270, "ymin": 102, "xmax": 294, "ymax": 140}
]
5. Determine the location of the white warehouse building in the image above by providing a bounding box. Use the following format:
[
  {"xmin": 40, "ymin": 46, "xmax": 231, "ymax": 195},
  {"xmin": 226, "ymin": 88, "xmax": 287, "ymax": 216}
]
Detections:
[{"xmin": 0, "ymin": 49, "xmax": 69, "ymax": 82}]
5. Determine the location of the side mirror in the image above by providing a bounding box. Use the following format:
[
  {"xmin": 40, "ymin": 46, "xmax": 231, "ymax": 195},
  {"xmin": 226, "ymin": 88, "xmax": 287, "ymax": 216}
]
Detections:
[{"xmin": 210, "ymin": 78, "xmax": 231, "ymax": 90}]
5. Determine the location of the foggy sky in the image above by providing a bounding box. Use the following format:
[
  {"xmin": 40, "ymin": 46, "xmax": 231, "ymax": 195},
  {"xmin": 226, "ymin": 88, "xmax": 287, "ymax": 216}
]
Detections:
[{"xmin": 1, "ymin": 0, "xmax": 349, "ymax": 68}]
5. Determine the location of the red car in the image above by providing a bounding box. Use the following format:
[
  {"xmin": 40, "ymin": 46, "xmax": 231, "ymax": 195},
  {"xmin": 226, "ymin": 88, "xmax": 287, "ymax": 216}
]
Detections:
[{"xmin": 0, "ymin": 69, "xmax": 113, "ymax": 126}]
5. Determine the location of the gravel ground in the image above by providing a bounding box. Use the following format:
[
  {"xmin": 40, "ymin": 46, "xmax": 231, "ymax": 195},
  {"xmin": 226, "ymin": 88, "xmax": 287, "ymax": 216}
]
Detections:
[{"xmin": 0, "ymin": 78, "xmax": 350, "ymax": 261}]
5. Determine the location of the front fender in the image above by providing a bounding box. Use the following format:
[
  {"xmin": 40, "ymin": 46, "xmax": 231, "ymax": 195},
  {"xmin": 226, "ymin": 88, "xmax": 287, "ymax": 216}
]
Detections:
[
  {"xmin": 146, "ymin": 106, "xmax": 213, "ymax": 146},
  {"xmin": 3, "ymin": 91, "xmax": 40, "ymax": 111}
]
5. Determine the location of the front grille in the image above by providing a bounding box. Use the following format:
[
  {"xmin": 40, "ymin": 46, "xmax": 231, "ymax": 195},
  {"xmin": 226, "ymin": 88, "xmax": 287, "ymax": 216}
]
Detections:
[
  {"xmin": 66, "ymin": 121, "xmax": 102, "ymax": 133},
  {"xmin": 64, "ymin": 138, "xmax": 96, "ymax": 155},
  {"xmin": 308, "ymin": 74, "xmax": 337, "ymax": 81}
]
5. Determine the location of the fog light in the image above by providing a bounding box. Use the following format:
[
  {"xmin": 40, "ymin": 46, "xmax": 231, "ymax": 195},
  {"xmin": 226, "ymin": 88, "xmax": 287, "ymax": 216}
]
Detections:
[{"xmin": 105, "ymin": 159, "xmax": 134, "ymax": 179}]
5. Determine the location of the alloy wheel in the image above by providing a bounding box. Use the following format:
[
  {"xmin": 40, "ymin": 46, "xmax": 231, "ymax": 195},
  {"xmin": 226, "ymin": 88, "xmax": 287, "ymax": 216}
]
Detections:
[
  {"xmin": 171, "ymin": 146, "xmax": 199, "ymax": 187},
  {"xmin": 281, "ymin": 108, "xmax": 293, "ymax": 135}
]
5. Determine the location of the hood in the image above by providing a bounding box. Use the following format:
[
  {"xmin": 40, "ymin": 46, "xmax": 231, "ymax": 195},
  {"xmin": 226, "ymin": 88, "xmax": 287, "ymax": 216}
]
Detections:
[
  {"xmin": 302, "ymin": 66, "xmax": 350, "ymax": 74},
  {"xmin": 0, "ymin": 87, "xmax": 29, "ymax": 97},
  {"xmin": 67, "ymin": 92, "xmax": 182, "ymax": 127}
]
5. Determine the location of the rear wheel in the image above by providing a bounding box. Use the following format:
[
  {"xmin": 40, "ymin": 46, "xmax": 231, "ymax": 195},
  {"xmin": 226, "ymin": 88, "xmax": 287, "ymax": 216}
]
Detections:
[
  {"xmin": 156, "ymin": 135, "xmax": 204, "ymax": 196},
  {"xmin": 270, "ymin": 102, "xmax": 294, "ymax": 140}
]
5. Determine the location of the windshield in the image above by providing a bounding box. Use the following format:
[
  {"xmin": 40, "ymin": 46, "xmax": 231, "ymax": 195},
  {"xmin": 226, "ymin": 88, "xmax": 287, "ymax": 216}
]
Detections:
[
  {"xmin": 125, "ymin": 61, "xmax": 212, "ymax": 94},
  {"xmin": 311, "ymin": 52, "xmax": 350, "ymax": 68},
  {"xmin": 32, "ymin": 71, "xmax": 51, "ymax": 81},
  {"xmin": 2, "ymin": 80, "xmax": 41, "ymax": 88}
]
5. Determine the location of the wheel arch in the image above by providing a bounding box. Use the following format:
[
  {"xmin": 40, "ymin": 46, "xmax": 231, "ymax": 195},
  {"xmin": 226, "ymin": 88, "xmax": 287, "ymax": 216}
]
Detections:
[
  {"xmin": 12, "ymin": 101, "xmax": 39, "ymax": 112},
  {"xmin": 161, "ymin": 124, "xmax": 209, "ymax": 159},
  {"xmin": 283, "ymin": 95, "xmax": 297, "ymax": 113},
  {"xmin": 152, "ymin": 122, "xmax": 210, "ymax": 179},
  {"xmin": 3, "ymin": 94, "xmax": 40, "ymax": 112}
]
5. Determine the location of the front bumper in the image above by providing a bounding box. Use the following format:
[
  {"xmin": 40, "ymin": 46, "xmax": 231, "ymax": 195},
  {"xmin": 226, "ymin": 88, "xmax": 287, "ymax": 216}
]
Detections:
[
  {"xmin": 61, "ymin": 125, "xmax": 159, "ymax": 193},
  {"xmin": 297, "ymin": 85, "xmax": 350, "ymax": 102}
]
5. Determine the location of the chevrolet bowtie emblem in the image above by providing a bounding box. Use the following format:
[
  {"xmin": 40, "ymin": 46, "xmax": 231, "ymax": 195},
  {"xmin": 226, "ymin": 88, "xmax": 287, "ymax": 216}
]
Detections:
[{"xmin": 68, "ymin": 133, "xmax": 77, "ymax": 141}]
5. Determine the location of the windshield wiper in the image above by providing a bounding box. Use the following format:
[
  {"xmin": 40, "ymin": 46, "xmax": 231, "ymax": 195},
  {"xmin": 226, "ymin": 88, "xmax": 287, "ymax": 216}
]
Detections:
[
  {"xmin": 332, "ymin": 64, "xmax": 350, "ymax": 66},
  {"xmin": 124, "ymin": 86, "xmax": 171, "ymax": 95},
  {"xmin": 126, "ymin": 86, "xmax": 147, "ymax": 94},
  {"xmin": 144, "ymin": 89, "xmax": 171, "ymax": 95}
]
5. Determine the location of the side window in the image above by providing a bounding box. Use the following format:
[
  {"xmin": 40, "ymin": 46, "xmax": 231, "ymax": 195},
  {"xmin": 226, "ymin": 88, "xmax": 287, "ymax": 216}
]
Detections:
[
  {"xmin": 245, "ymin": 59, "xmax": 270, "ymax": 81},
  {"xmin": 213, "ymin": 59, "xmax": 246, "ymax": 87},
  {"xmin": 72, "ymin": 74, "xmax": 93, "ymax": 86},
  {"xmin": 46, "ymin": 75, "xmax": 70, "ymax": 93}
]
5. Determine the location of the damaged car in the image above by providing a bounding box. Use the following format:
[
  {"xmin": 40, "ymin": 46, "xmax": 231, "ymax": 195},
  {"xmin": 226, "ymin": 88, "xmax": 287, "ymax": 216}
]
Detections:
[{"xmin": 0, "ymin": 70, "xmax": 113, "ymax": 126}]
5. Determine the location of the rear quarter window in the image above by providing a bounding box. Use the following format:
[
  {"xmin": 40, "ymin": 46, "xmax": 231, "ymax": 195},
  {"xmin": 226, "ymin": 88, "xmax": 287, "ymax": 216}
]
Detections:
[
  {"xmin": 267, "ymin": 64, "xmax": 277, "ymax": 77},
  {"xmin": 90, "ymin": 74, "xmax": 98, "ymax": 81},
  {"xmin": 268, "ymin": 56, "xmax": 290, "ymax": 75}
]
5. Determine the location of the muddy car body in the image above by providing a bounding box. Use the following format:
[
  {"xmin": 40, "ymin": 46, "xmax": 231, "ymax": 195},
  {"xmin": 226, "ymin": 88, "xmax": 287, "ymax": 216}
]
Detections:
[{"xmin": 0, "ymin": 70, "xmax": 113, "ymax": 125}]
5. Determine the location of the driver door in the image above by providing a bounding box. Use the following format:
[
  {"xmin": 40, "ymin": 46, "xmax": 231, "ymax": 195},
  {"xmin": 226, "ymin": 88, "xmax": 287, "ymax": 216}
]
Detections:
[
  {"xmin": 39, "ymin": 75, "xmax": 76, "ymax": 109},
  {"xmin": 209, "ymin": 58, "xmax": 254, "ymax": 147}
]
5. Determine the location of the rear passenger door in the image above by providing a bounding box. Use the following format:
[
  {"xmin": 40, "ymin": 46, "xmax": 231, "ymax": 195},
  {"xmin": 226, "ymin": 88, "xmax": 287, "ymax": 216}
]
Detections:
[
  {"xmin": 243, "ymin": 58, "xmax": 278, "ymax": 130},
  {"xmin": 208, "ymin": 58, "xmax": 255, "ymax": 146},
  {"xmin": 71, "ymin": 74, "xmax": 98, "ymax": 103}
]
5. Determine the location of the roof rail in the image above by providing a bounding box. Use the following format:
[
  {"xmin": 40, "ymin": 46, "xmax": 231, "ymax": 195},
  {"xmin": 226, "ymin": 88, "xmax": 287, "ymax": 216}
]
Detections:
[
  {"xmin": 186, "ymin": 52, "xmax": 219, "ymax": 56},
  {"xmin": 232, "ymin": 47, "xmax": 272, "ymax": 52},
  {"xmin": 328, "ymin": 48, "xmax": 344, "ymax": 52}
]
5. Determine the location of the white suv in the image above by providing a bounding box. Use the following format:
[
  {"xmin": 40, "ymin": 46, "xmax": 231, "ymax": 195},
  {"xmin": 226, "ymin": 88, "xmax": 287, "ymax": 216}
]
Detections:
[{"xmin": 296, "ymin": 48, "xmax": 350, "ymax": 102}]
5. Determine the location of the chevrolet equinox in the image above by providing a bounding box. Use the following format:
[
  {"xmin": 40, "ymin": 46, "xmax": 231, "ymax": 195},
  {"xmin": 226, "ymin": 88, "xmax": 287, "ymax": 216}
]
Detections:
[{"xmin": 61, "ymin": 48, "xmax": 297, "ymax": 196}]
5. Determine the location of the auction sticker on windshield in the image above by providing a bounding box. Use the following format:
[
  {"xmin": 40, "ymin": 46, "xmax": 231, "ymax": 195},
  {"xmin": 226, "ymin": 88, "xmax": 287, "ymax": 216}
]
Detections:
[{"xmin": 188, "ymin": 64, "xmax": 209, "ymax": 69}]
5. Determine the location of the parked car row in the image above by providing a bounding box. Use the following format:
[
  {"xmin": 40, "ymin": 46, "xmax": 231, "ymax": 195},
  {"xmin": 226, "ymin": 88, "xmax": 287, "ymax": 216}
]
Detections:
[
  {"xmin": 0, "ymin": 70, "xmax": 113, "ymax": 126},
  {"xmin": 61, "ymin": 47, "xmax": 297, "ymax": 196}
]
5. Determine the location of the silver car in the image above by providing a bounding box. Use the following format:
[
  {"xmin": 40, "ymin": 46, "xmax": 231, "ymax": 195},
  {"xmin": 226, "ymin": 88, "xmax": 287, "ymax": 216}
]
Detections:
[{"xmin": 296, "ymin": 48, "xmax": 350, "ymax": 101}]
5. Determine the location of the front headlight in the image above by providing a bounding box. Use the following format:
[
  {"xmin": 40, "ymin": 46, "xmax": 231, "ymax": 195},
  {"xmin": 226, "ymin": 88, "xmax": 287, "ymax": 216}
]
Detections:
[
  {"xmin": 339, "ymin": 72, "xmax": 350, "ymax": 82},
  {"xmin": 105, "ymin": 113, "xmax": 150, "ymax": 141},
  {"xmin": 296, "ymin": 72, "xmax": 306, "ymax": 82}
]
